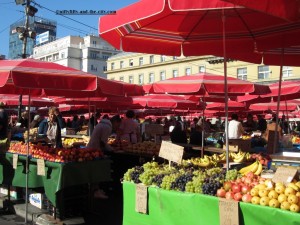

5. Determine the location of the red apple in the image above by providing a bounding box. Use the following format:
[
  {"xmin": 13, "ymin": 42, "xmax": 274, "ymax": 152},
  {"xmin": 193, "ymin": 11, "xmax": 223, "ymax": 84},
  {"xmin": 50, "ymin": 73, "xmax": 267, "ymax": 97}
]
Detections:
[
  {"xmin": 241, "ymin": 185, "xmax": 251, "ymax": 194},
  {"xmin": 232, "ymin": 184, "xmax": 241, "ymax": 193},
  {"xmin": 246, "ymin": 171, "xmax": 255, "ymax": 179},
  {"xmin": 217, "ymin": 188, "xmax": 226, "ymax": 198},
  {"xmin": 225, "ymin": 191, "xmax": 234, "ymax": 200},
  {"xmin": 242, "ymin": 193, "xmax": 252, "ymax": 203},
  {"xmin": 234, "ymin": 192, "xmax": 243, "ymax": 201}
]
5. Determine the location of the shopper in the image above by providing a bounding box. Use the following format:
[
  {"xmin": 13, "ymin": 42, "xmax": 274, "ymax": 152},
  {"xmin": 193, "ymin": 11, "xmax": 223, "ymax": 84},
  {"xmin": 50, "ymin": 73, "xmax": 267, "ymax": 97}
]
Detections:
[
  {"xmin": 243, "ymin": 113, "xmax": 257, "ymax": 132},
  {"xmin": 30, "ymin": 114, "xmax": 42, "ymax": 128},
  {"xmin": 257, "ymin": 114, "xmax": 267, "ymax": 132},
  {"xmin": 88, "ymin": 112, "xmax": 101, "ymax": 135},
  {"xmin": 170, "ymin": 121, "xmax": 187, "ymax": 144},
  {"xmin": 264, "ymin": 114, "xmax": 282, "ymax": 142},
  {"xmin": 87, "ymin": 115, "xmax": 121, "ymax": 151},
  {"xmin": 38, "ymin": 107, "xmax": 62, "ymax": 148},
  {"xmin": 228, "ymin": 113, "xmax": 244, "ymax": 139},
  {"xmin": 118, "ymin": 110, "xmax": 140, "ymax": 143}
]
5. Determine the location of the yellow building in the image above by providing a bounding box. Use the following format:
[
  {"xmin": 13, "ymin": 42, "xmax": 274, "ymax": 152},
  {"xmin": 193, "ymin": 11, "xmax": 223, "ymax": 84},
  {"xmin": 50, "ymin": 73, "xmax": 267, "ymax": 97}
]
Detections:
[{"xmin": 105, "ymin": 52, "xmax": 300, "ymax": 85}]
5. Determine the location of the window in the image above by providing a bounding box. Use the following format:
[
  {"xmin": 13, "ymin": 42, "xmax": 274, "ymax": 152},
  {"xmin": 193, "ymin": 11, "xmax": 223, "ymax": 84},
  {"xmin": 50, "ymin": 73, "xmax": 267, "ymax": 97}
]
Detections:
[
  {"xmin": 102, "ymin": 54, "xmax": 110, "ymax": 60},
  {"xmin": 185, "ymin": 67, "xmax": 191, "ymax": 75},
  {"xmin": 149, "ymin": 73, "xmax": 154, "ymax": 84},
  {"xmin": 46, "ymin": 55, "xmax": 52, "ymax": 61},
  {"xmin": 150, "ymin": 55, "xmax": 154, "ymax": 64},
  {"xmin": 120, "ymin": 76, "xmax": 124, "ymax": 82},
  {"xmin": 103, "ymin": 66, "xmax": 107, "ymax": 71},
  {"xmin": 92, "ymin": 40, "xmax": 97, "ymax": 46},
  {"xmin": 237, "ymin": 67, "xmax": 247, "ymax": 80},
  {"xmin": 138, "ymin": 74, "xmax": 144, "ymax": 85},
  {"xmin": 282, "ymin": 66, "xmax": 293, "ymax": 77},
  {"xmin": 53, "ymin": 53, "xmax": 59, "ymax": 61},
  {"xmin": 91, "ymin": 65, "xmax": 97, "ymax": 71},
  {"xmin": 199, "ymin": 66, "xmax": 206, "ymax": 73},
  {"xmin": 139, "ymin": 57, "xmax": 144, "ymax": 66},
  {"xmin": 258, "ymin": 66, "xmax": 270, "ymax": 80},
  {"xmin": 60, "ymin": 52, "xmax": 65, "ymax": 59},
  {"xmin": 160, "ymin": 71, "xmax": 166, "ymax": 81},
  {"xmin": 120, "ymin": 61, "xmax": 124, "ymax": 69},
  {"xmin": 172, "ymin": 69, "xmax": 178, "ymax": 78},
  {"xmin": 111, "ymin": 78, "xmax": 115, "ymax": 80},
  {"xmin": 129, "ymin": 59, "xmax": 133, "ymax": 67},
  {"xmin": 90, "ymin": 51, "xmax": 98, "ymax": 59},
  {"xmin": 161, "ymin": 55, "xmax": 166, "ymax": 62},
  {"xmin": 129, "ymin": 75, "xmax": 134, "ymax": 84},
  {"xmin": 111, "ymin": 62, "xmax": 115, "ymax": 70}
]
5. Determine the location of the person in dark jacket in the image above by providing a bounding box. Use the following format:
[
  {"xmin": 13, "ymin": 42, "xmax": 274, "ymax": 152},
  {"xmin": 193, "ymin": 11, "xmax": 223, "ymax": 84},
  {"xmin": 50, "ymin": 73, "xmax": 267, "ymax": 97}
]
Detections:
[
  {"xmin": 170, "ymin": 121, "xmax": 187, "ymax": 144},
  {"xmin": 38, "ymin": 107, "xmax": 62, "ymax": 148}
]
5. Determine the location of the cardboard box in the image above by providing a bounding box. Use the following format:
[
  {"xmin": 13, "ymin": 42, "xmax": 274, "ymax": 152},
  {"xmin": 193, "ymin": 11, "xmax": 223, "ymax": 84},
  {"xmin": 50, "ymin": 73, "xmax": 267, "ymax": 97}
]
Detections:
[
  {"xmin": 223, "ymin": 139, "xmax": 251, "ymax": 152},
  {"xmin": 0, "ymin": 187, "xmax": 19, "ymax": 199}
]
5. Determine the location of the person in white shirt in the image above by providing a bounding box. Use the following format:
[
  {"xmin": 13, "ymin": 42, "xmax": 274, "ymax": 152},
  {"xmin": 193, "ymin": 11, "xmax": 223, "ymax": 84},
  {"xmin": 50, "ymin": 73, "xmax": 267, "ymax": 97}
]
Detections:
[{"xmin": 228, "ymin": 113, "xmax": 244, "ymax": 139}]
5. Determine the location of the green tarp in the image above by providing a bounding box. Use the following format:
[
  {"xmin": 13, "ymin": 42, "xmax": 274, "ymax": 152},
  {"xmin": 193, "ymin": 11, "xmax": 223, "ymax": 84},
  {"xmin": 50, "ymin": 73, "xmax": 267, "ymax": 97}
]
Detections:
[
  {"xmin": 0, "ymin": 153, "xmax": 111, "ymax": 207},
  {"xmin": 123, "ymin": 181, "xmax": 300, "ymax": 225}
]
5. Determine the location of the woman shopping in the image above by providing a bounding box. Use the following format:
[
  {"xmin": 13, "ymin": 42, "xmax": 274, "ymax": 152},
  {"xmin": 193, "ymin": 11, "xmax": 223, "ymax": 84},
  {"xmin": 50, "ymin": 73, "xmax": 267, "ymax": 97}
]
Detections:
[{"xmin": 118, "ymin": 110, "xmax": 140, "ymax": 143}]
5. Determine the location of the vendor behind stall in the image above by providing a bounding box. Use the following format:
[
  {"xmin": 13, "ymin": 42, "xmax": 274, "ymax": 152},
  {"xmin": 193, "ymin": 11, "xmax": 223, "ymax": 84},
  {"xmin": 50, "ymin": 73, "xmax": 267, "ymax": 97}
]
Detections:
[
  {"xmin": 118, "ymin": 110, "xmax": 140, "ymax": 143},
  {"xmin": 264, "ymin": 114, "xmax": 282, "ymax": 142},
  {"xmin": 87, "ymin": 115, "xmax": 121, "ymax": 152},
  {"xmin": 38, "ymin": 107, "xmax": 62, "ymax": 148},
  {"xmin": 243, "ymin": 113, "xmax": 257, "ymax": 132},
  {"xmin": 228, "ymin": 113, "xmax": 244, "ymax": 139}
]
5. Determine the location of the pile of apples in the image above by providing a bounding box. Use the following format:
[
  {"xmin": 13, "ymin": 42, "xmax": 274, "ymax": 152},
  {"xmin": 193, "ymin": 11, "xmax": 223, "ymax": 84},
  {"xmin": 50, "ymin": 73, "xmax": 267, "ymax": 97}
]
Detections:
[
  {"xmin": 217, "ymin": 172, "xmax": 261, "ymax": 203},
  {"xmin": 8, "ymin": 142, "xmax": 103, "ymax": 163},
  {"xmin": 217, "ymin": 171, "xmax": 300, "ymax": 213},
  {"xmin": 107, "ymin": 138, "xmax": 129, "ymax": 151},
  {"xmin": 127, "ymin": 141, "xmax": 161, "ymax": 155}
]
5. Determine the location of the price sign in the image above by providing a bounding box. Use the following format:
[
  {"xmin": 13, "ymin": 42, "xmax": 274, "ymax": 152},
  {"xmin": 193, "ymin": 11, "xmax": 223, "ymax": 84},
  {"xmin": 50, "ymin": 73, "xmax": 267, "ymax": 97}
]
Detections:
[
  {"xmin": 145, "ymin": 124, "xmax": 164, "ymax": 135},
  {"xmin": 272, "ymin": 167, "xmax": 298, "ymax": 184},
  {"xmin": 13, "ymin": 154, "xmax": 18, "ymax": 169},
  {"xmin": 135, "ymin": 184, "xmax": 148, "ymax": 214},
  {"xmin": 37, "ymin": 159, "xmax": 46, "ymax": 176},
  {"xmin": 159, "ymin": 141, "xmax": 184, "ymax": 164},
  {"xmin": 219, "ymin": 198, "xmax": 239, "ymax": 225}
]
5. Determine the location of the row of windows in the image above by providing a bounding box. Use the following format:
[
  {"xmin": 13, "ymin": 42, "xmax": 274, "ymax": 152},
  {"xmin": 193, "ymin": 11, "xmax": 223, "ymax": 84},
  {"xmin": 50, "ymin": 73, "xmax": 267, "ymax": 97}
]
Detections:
[
  {"xmin": 114, "ymin": 66, "xmax": 207, "ymax": 84},
  {"xmin": 113, "ymin": 65, "xmax": 293, "ymax": 84},
  {"xmin": 237, "ymin": 66, "xmax": 293, "ymax": 80},
  {"xmin": 111, "ymin": 55, "xmax": 178, "ymax": 70}
]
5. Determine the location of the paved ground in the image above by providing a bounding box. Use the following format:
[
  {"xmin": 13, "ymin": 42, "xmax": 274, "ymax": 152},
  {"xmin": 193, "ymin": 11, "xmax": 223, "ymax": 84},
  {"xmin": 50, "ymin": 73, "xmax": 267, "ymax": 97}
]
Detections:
[{"xmin": 0, "ymin": 184, "xmax": 124, "ymax": 225}]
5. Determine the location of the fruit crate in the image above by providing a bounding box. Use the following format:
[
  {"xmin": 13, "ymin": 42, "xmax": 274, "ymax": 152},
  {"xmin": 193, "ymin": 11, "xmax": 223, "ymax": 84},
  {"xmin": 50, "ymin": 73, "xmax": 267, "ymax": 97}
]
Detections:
[{"xmin": 223, "ymin": 139, "xmax": 251, "ymax": 152}]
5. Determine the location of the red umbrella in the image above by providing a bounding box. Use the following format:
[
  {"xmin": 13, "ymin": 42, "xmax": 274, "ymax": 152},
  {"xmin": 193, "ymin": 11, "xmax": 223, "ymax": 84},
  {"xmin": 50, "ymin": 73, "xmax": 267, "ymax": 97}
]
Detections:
[
  {"xmin": 222, "ymin": 0, "xmax": 300, "ymax": 21},
  {"xmin": 132, "ymin": 94, "xmax": 203, "ymax": 109},
  {"xmin": 266, "ymin": 81, "xmax": 300, "ymax": 101},
  {"xmin": 99, "ymin": 0, "xmax": 300, "ymax": 58},
  {"xmin": 146, "ymin": 73, "xmax": 270, "ymax": 96},
  {"xmin": 237, "ymin": 94, "xmax": 271, "ymax": 105},
  {"xmin": 249, "ymin": 101, "xmax": 299, "ymax": 111},
  {"xmin": 206, "ymin": 100, "xmax": 246, "ymax": 111},
  {"xmin": 0, "ymin": 94, "xmax": 56, "ymax": 107}
]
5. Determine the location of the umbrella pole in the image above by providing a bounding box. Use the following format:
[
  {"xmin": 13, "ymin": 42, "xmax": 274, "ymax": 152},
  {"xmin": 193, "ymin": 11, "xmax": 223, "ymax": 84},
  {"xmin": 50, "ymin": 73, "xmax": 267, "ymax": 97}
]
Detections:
[
  {"xmin": 284, "ymin": 97, "xmax": 290, "ymax": 134},
  {"xmin": 25, "ymin": 91, "xmax": 31, "ymax": 224},
  {"xmin": 222, "ymin": 9, "xmax": 230, "ymax": 171},
  {"xmin": 88, "ymin": 98, "xmax": 91, "ymax": 136},
  {"xmin": 201, "ymin": 96, "xmax": 205, "ymax": 158},
  {"xmin": 274, "ymin": 50, "xmax": 284, "ymax": 153}
]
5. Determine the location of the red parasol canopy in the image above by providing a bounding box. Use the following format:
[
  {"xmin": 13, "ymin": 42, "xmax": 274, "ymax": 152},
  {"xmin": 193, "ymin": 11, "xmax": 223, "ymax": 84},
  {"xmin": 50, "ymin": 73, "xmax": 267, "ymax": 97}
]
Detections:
[
  {"xmin": 132, "ymin": 94, "xmax": 204, "ymax": 109},
  {"xmin": 99, "ymin": 0, "xmax": 300, "ymax": 59},
  {"xmin": 206, "ymin": 100, "xmax": 246, "ymax": 111},
  {"xmin": 249, "ymin": 101, "xmax": 299, "ymax": 111},
  {"xmin": 144, "ymin": 73, "xmax": 270, "ymax": 95},
  {"xmin": 266, "ymin": 81, "xmax": 300, "ymax": 101},
  {"xmin": 0, "ymin": 94, "xmax": 56, "ymax": 107},
  {"xmin": 222, "ymin": 0, "xmax": 300, "ymax": 21}
]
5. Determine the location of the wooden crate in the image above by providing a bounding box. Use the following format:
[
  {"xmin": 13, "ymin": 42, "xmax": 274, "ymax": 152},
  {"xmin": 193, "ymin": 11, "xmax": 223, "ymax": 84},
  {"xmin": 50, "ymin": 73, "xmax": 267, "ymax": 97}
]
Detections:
[{"xmin": 223, "ymin": 139, "xmax": 251, "ymax": 152}]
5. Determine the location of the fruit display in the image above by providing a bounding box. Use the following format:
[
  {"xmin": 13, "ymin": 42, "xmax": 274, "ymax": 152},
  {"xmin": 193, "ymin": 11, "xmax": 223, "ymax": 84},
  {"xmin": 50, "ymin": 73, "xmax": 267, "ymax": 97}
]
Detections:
[
  {"xmin": 8, "ymin": 142, "xmax": 103, "ymax": 163},
  {"xmin": 23, "ymin": 128, "xmax": 38, "ymax": 141},
  {"xmin": 251, "ymin": 152, "xmax": 271, "ymax": 166},
  {"xmin": 123, "ymin": 161, "xmax": 241, "ymax": 194},
  {"xmin": 241, "ymin": 135, "xmax": 251, "ymax": 140},
  {"xmin": 292, "ymin": 135, "xmax": 300, "ymax": 145},
  {"xmin": 107, "ymin": 138, "xmax": 129, "ymax": 151},
  {"xmin": 239, "ymin": 161, "xmax": 264, "ymax": 176},
  {"xmin": 62, "ymin": 137, "xmax": 87, "ymax": 148},
  {"xmin": 182, "ymin": 151, "xmax": 253, "ymax": 168},
  {"xmin": 127, "ymin": 141, "xmax": 161, "ymax": 155}
]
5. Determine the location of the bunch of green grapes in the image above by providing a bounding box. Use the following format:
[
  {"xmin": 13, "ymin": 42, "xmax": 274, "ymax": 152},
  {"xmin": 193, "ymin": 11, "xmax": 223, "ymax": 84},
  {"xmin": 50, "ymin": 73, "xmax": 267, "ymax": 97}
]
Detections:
[
  {"xmin": 143, "ymin": 161, "xmax": 159, "ymax": 170},
  {"xmin": 205, "ymin": 167, "xmax": 223, "ymax": 177},
  {"xmin": 161, "ymin": 172, "xmax": 181, "ymax": 190},
  {"xmin": 225, "ymin": 169, "xmax": 238, "ymax": 181},
  {"xmin": 186, "ymin": 170, "xmax": 207, "ymax": 193},
  {"xmin": 139, "ymin": 167, "xmax": 161, "ymax": 185},
  {"xmin": 123, "ymin": 166, "xmax": 144, "ymax": 183}
]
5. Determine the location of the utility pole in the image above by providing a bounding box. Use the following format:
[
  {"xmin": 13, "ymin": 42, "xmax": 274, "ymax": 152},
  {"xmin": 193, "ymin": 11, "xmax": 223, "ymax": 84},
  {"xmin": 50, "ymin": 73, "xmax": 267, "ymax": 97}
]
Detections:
[{"xmin": 15, "ymin": 0, "xmax": 37, "ymax": 120}]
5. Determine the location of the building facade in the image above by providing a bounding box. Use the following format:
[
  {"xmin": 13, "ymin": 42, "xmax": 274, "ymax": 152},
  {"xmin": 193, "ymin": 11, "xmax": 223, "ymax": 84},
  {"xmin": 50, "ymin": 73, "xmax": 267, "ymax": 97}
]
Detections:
[
  {"xmin": 33, "ymin": 35, "xmax": 119, "ymax": 78},
  {"xmin": 9, "ymin": 16, "xmax": 57, "ymax": 59},
  {"xmin": 105, "ymin": 52, "xmax": 300, "ymax": 85}
]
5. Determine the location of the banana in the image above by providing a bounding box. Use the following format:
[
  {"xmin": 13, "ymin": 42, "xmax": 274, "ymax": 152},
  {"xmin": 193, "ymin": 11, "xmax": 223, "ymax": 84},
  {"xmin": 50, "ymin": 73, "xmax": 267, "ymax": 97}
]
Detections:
[
  {"xmin": 288, "ymin": 183, "xmax": 300, "ymax": 192},
  {"xmin": 239, "ymin": 161, "xmax": 258, "ymax": 175},
  {"xmin": 233, "ymin": 152, "xmax": 246, "ymax": 163},
  {"xmin": 254, "ymin": 162, "xmax": 263, "ymax": 175},
  {"xmin": 197, "ymin": 157, "xmax": 211, "ymax": 167},
  {"xmin": 295, "ymin": 181, "xmax": 300, "ymax": 189}
]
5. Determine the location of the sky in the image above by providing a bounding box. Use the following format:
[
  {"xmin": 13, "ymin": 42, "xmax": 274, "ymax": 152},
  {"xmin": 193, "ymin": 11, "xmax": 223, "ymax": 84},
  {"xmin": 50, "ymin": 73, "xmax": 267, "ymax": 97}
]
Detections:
[{"xmin": 0, "ymin": 0, "xmax": 139, "ymax": 57}]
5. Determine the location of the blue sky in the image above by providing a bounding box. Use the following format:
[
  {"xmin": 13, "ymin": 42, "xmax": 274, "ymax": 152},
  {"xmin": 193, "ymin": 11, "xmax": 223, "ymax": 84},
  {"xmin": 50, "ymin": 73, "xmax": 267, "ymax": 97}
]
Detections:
[{"xmin": 0, "ymin": 0, "xmax": 138, "ymax": 56}]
